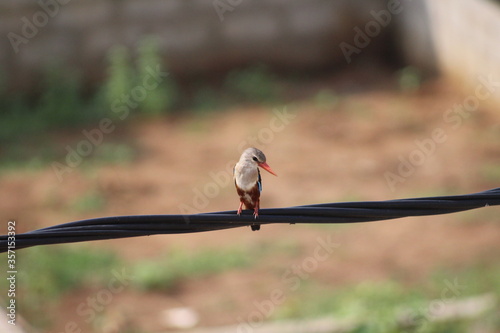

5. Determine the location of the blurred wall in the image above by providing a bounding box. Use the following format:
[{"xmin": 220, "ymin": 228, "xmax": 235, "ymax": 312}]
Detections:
[
  {"xmin": 5, "ymin": 0, "xmax": 498, "ymax": 102},
  {"xmin": 0, "ymin": 0, "xmax": 387, "ymax": 91},
  {"xmin": 398, "ymin": 0, "xmax": 500, "ymax": 106}
]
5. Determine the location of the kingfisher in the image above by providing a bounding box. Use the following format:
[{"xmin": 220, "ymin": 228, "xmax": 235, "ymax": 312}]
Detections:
[{"xmin": 233, "ymin": 147, "xmax": 277, "ymax": 231}]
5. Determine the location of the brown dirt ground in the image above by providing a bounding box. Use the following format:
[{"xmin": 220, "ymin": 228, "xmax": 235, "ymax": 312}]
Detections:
[{"xmin": 1, "ymin": 72, "xmax": 500, "ymax": 332}]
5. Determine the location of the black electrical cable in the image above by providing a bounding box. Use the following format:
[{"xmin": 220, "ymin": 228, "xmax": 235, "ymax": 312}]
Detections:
[{"xmin": 1, "ymin": 187, "xmax": 499, "ymax": 253}]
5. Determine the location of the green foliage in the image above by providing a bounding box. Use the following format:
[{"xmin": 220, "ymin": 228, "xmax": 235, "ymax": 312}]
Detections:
[
  {"xmin": 21, "ymin": 245, "xmax": 119, "ymax": 294},
  {"xmin": 0, "ymin": 55, "xmax": 283, "ymax": 156},
  {"xmin": 398, "ymin": 66, "xmax": 422, "ymax": 92},
  {"xmin": 132, "ymin": 247, "xmax": 254, "ymax": 291},
  {"xmin": 0, "ymin": 66, "xmax": 107, "ymax": 145},
  {"xmin": 92, "ymin": 143, "xmax": 135, "ymax": 165},
  {"xmin": 0, "ymin": 144, "xmax": 59, "ymax": 172},
  {"xmin": 38, "ymin": 66, "xmax": 90, "ymax": 127},
  {"xmin": 137, "ymin": 37, "xmax": 177, "ymax": 114},
  {"xmin": 103, "ymin": 46, "xmax": 136, "ymax": 113},
  {"xmin": 430, "ymin": 263, "xmax": 500, "ymax": 298},
  {"xmin": 102, "ymin": 38, "xmax": 177, "ymax": 117},
  {"xmin": 0, "ymin": 37, "xmax": 177, "ymax": 144},
  {"xmin": 313, "ymin": 89, "xmax": 340, "ymax": 110},
  {"xmin": 0, "ymin": 36, "xmax": 175, "ymax": 169},
  {"xmin": 192, "ymin": 86, "xmax": 223, "ymax": 112}
]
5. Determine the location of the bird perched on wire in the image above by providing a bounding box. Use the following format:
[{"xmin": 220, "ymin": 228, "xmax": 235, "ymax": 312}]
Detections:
[{"xmin": 234, "ymin": 147, "xmax": 277, "ymax": 231}]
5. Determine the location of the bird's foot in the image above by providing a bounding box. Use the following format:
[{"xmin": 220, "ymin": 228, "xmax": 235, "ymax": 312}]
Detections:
[{"xmin": 252, "ymin": 208, "xmax": 260, "ymax": 230}]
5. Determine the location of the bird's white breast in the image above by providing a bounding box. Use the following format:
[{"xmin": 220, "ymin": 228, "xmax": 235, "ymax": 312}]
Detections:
[{"xmin": 234, "ymin": 161, "xmax": 259, "ymax": 191}]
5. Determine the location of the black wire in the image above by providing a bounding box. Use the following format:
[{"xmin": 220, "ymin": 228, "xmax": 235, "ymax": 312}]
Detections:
[{"xmin": 1, "ymin": 187, "xmax": 498, "ymax": 253}]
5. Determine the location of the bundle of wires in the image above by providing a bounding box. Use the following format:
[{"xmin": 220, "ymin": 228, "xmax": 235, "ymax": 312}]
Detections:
[{"xmin": 1, "ymin": 187, "xmax": 499, "ymax": 253}]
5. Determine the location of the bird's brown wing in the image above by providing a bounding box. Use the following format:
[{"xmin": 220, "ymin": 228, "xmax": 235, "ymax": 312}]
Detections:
[{"xmin": 235, "ymin": 182, "xmax": 260, "ymax": 210}]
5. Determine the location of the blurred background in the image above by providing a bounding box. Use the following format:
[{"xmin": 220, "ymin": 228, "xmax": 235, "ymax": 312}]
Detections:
[{"xmin": 1, "ymin": 0, "xmax": 500, "ymax": 332}]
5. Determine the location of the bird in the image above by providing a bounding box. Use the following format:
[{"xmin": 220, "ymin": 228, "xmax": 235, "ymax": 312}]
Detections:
[{"xmin": 233, "ymin": 147, "xmax": 277, "ymax": 231}]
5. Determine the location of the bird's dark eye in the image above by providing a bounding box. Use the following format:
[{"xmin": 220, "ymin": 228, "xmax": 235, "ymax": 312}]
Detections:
[{"xmin": 252, "ymin": 156, "xmax": 258, "ymax": 162}]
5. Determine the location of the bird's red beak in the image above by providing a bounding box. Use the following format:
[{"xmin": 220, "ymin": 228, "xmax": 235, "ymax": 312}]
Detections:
[{"xmin": 258, "ymin": 162, "xmax": 277, "ymax": 176}]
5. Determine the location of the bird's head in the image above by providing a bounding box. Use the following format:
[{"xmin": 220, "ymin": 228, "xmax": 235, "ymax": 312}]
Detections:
[{"xmin": 240, "ymin": 147, "xmax": 277, "ymax": 176}]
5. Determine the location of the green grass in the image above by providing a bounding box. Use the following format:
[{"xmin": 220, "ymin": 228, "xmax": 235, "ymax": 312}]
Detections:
[
  {"xmin": 258, "ymin": 238, "xmax": 304, "ymax": 258},
  {"xmin": 273, "ymin": 264, "xmax": 499, "ymax": 333},
  {"xmin": 0, "ymin": 143, "xmax": 59, "ymax": 172},
  {"xmin": 131, "ymin": 240, "xmax": 304, "ymax": 293},
  {"xmin": 313, "ymin": 89, "xmax": 341, "ymax": 110},
  {"xmin": 0, "ymin": 243, "xmax": 261, "ymax": 328},
  {"xmin": 0, "ymin": 245, "xmax": 121, "ymax": 327},
  {"xmin": 430, "ymin": 263, "xmax": 500, "ymax": 297},
  {"xmin": 89, "ymin": 143, "xmax": 136, "ymax": 166},
  {"xmin": 190, "ymin": 64, "xmax": 282, "ymax": 112},
  {"xmin": 131, "ymin": 246, "xmax": 255, "ymax": 291},
  {"xmin": 0, "ymin": 241, "xmax": 497, "ymax": 332}
]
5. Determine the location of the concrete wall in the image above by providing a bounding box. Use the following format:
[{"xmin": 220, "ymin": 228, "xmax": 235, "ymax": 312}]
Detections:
[
  {"xmin": 398, "ymin": 0, "xmax": 500, "ymax": 106},
  {"xmin": 5, "ymin": 0, "xmax": 498, "ymax": 103},
  {"xmin": 0, "ymin": 0, "xmax": 387, "ymax": 91}
]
